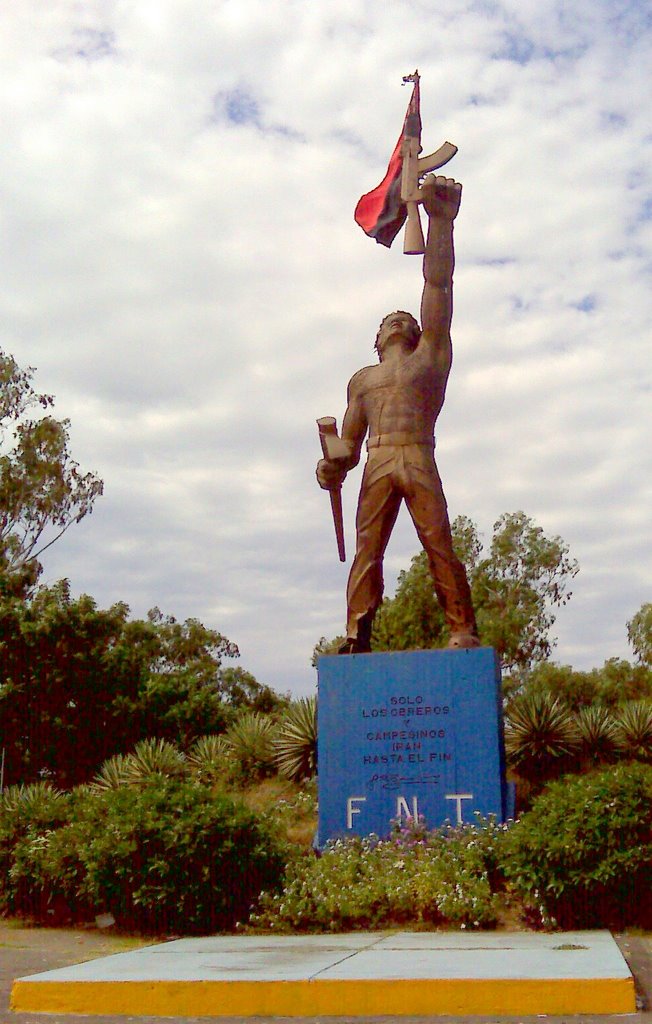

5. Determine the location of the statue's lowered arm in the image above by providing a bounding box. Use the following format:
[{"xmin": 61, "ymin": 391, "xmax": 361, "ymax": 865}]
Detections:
[
  {"xmin": 316, "ymin": 417, "xmax": 348, "ymax": 562},
  {"xmin": 316, "ymin": 376, "xmax": 367, "ymax": 563}
]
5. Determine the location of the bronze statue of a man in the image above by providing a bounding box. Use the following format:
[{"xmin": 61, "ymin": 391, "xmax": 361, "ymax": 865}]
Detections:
[{"xmin": 317, "ymin": 175, "xmax": 479, "ymax": 654}]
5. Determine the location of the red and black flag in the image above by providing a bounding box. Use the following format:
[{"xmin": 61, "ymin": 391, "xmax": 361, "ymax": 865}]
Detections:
[{"xmin": 354, "ymin": 75, "xmax": 421, "ymax": 248}]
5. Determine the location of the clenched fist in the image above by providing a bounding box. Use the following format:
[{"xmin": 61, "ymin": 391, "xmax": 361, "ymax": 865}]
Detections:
[
  {"xmin": 316, "ymin": 459, "xmax": 347, "ymax": 491},
  {"xmin": 421, "ymin": 175, "xmax": 462, "ymax": 222}
]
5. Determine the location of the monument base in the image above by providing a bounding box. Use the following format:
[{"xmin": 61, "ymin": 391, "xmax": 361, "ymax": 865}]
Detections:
[
  {"xmin": 318, "ymin": 647, "xmax": 508, "ymax": 844},
  {"xmin": 11, "ymin": 932, "xmax": 635, "ymax": 1016}
]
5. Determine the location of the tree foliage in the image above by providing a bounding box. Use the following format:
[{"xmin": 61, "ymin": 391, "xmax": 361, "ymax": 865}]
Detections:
[
  {"xmin": 506, "ymin": 657, "xmax": 652, "ymax": 711},
  {"xmin": 311, "ymin": 635, "xmax": 345, "ymax": 666},
  {"xmin": 0, "ymin": 582, "xmax": 280, "ymax": 787},
  {"xmin": 471, "ymin": 511, "xmax": 578, "ymax": 671},
  {"xmin": 628, "ymin": 603, "xmax": 652, "ymax": 668},
  {"xmin": 372, "ymin": 544, "xmax": 446, "ymax": 652},
  {"xmin": 366, "ymin": 512, "xmax": 578, "ymax": 673},
  {"xmin": 0, "ymin": 350, "xmax": 103, "ymax": 596}
]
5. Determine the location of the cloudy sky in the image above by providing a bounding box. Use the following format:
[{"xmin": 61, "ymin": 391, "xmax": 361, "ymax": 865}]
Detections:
[{"xmin": 1, "ymin": 1, "xmax": 650, "ymax": 697}]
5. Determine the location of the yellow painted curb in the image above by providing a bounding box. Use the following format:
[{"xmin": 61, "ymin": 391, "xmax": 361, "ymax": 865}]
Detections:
[{"xmin": 11, "ymin": 975, "xmax": 636, "ymax": 1017}]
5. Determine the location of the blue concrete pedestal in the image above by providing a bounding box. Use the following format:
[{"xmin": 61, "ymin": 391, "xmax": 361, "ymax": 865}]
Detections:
[{"xmin": 317, "ymin": 647, "xmax": 508, "ymax": 844}]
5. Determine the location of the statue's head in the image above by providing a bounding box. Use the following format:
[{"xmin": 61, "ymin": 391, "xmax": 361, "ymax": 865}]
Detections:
[{"xmin": 375, "ymin": 311, "xmax": 420, "ymax": 360}]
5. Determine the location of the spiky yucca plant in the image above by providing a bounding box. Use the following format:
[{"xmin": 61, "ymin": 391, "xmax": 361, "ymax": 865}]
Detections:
[
  {"xmin": 90, "ymin": 740, "xmax": 187, "ymax": 790},
  {"xmin": 0, "ymin": 781, "xmax": 68, "ymax": 816},
  {"xmin": 126, "ymin": 738, "xmax": 187, "ymax": 780},
  {"xmin": 505, "ymin": 692, "xmax": 579, "ymax": 787},
  {"xmin": 224, "ymin": 712, "xmax": 278, "ymax": 781},
  {"xmin": 614, "ymin": 701, "xmax": 652, "ymax": 761},
  {"xmin": 90, "ymin": 753, "xmax": 134, "ymax": 791},
  {"xmin": 187, "ymin": 734, "xmax": 234, "ymax": 783},
  {"xmin": 575, "ymin": 705, "xmax": 618, "ymax": 766},
  {"xmin": 274, "ymin": 697, "xmax": 317, "ymax": 783}
]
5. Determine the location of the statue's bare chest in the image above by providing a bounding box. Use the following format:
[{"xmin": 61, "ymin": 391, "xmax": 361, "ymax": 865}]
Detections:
[{"xmin": 362, "ymin": 362, "xmax": 434, "ymax": 405}]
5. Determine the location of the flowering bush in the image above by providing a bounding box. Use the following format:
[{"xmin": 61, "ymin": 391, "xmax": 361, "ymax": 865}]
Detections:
[
  {"xmin": 250, "ymin": 815, "xmax": 503, "ymax": 932},
  {"xmin": 3, "ymin": 777, "xmax": 287, "ymax": 933},
  {"xmin": 0, "ymin": 783, "xmax": 72, "ymax": 918},
  {"xmin": 501, "ymin": 763, "xmax": 652, "ymax": 928}
]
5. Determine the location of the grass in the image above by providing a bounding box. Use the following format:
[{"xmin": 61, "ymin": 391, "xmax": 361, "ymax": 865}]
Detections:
[{"xmin": 238, "ymin": 777, "xmax": 318, "ymax": 850}]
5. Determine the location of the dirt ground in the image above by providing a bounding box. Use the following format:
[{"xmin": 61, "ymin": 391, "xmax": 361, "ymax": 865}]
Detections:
[{"xmin": 2, "ymin": 919, "xmax": 652, "ymax": 1024}]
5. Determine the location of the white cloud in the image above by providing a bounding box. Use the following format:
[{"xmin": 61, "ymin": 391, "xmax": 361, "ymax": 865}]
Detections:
[{"xmin": 0, "ymin": 1, "xmax": 649, "ymax": 696}]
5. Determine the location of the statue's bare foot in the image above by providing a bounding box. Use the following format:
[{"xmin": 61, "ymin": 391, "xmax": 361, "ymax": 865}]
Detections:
[{"xmin": 447, "ymin": 632, "xmax": 481, "ymax": 650}]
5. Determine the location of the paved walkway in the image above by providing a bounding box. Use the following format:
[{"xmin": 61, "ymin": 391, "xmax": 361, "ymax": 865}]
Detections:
[{"xmin": 2, "ymin": 922, "xmax": 652, "ymax": 1023}]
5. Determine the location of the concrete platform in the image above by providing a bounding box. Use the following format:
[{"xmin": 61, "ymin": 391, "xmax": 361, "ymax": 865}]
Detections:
[{"xmin": 11, "ymin": 930, "xmax": 635, "ymax": 1017}]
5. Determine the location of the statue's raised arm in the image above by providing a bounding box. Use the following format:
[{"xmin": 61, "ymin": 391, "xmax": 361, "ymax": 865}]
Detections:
[{"xmin": 418, "ymin": 175, "xmax": 462, "ymax": 377}]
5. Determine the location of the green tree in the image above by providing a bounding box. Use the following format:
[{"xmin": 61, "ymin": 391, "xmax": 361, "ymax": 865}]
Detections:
[
  {"xmin": 471, "ymin": 511, "xmax": 578, "ymax": 671},
  {"xmin": 327, "ymin": 511, "xmax": 578, "ymax": 673},
  {"xmin": 311, "ymin": 635, "xmax": 345, "ymax": 665},
  {"xmin": 0, "ymin": 584, "xmax": 277, "ymax": 787},
  {"xmin": 0, "ymin": 350, "xmax": 102, "ymax": 596},
  {"xmin": 508, "ymin": 658, "xmax": 652, "ymax": 711},
  {"xmin": 371, "ymin": 514, "xmax": 482, "ymax": 653},
  {"xmin": 372, "ymin": 546, "xmax": 446, "ymax": 651},
  {"xmin": 0, "ymin": 581, "xmax": 138, "ymax": 787},
  {"xmin": 219, "ymin": 666, "xmax": 285, "ymax": 713},
  {"xmin": 628, "ymin": 603, "xmax": 652, "ymax": 668}
]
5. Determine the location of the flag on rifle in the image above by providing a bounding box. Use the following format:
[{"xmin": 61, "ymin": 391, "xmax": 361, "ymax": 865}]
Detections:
[{"xmin": 354, "ymin": 74, "xmax": 421, "ymax": 248}]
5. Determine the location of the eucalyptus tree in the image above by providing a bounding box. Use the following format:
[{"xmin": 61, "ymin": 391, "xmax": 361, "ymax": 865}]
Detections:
[{"xmin": 0, "ymin": 349, "xmax": 102, "ymax": 596}]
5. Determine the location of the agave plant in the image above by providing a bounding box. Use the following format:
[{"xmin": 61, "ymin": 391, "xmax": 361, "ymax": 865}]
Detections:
[
  {"xmin": 614, "ymin": 701, "xmax": 652, "ymax": 761},
  {"xmin": 90, "ymin": 753, "xmax": 135, "ymax": 791},
  {"xmin": 186, "ymin": 734, "xmax": 234, "ymax": 783},
  {"xmin": 224, "ymin": 712, "xmax": 278, "ymax": 781},
  {"xmin": 504, "ymin": 691, "xmax": 579, "ymax": 785},
  {"xmin": 124, "ymin": 738, "xmax": 187, "ymax": 781},
  {"xmin": 574, "ymin": 705, "xmax": 618, "ymax": 765},
  {"xmin": 0, "ymin": 781, "xmax": 68, "ymax": 817},
  {"xmin": 274, "ymin": 697, "xmax": 317, "ymax": 783}
]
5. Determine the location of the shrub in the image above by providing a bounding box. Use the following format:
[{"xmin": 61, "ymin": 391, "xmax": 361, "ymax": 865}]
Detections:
[
  {"xmin": 501, "ymin": 762, "xmax": 652, "ymax": 928},
  {"xmin": 0, "ymin": 783, "xmax": 71, "ymax": 918},
  {"xmin": 250, "ymin": 779, "xmax": 318, "ymax": 849},
  {"xmin": 90, "ymin": 753, "xmax": 134, "ymax": 791},
  {"xmin": 20, "ymin": 776, "xmax": 286, "ymax": 933},
  {"xmin": 224, "ymin": 712, "xmax": 278, "ymax": 781},
  {"xmin": 274, "ymin": 697, "xmax": 317, "ymax": 782},
  {"xmin": 186, "ymin": 734, "xmax": 235, "ymax": 784},
  {"xmin": 504, "ymin": 692, "xmax": 579, "ymax": 804},
  {"xmin": 575, "ymin": 705, "xmax": 618, "ymax": 767},
  {"xmin": 505, "ymin": 693, "xmax": 579, "ymax": 773},
  {"xmin": 251, "ymin": 815, "xmax": 502, "ymax": 932},
  {"xmin": 90, "ymin": 739, "xmax": 188, "ymax": 792},
  {"xmin": 614, "ymin": 701, "xmax": 652, "ymax": 761},
  {"xmin": 124, "ymin": 737, "xmax": 187, "ymax": 780}
]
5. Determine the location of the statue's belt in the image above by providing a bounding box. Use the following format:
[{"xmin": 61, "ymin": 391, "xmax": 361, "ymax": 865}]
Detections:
[{"xmin": 367, "ymin": 432, "xmax": 435, "ymax": 449}]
